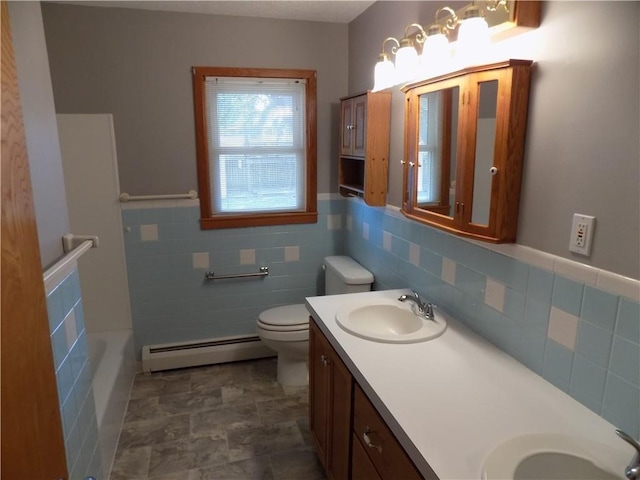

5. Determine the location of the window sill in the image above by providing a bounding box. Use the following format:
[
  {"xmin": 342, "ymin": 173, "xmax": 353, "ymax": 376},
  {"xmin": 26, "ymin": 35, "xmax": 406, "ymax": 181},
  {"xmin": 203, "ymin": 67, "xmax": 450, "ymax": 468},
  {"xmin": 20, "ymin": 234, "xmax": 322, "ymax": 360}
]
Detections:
[{"xmin": 199, "ymin": 211, "xmax": 318, "ymax": 229}]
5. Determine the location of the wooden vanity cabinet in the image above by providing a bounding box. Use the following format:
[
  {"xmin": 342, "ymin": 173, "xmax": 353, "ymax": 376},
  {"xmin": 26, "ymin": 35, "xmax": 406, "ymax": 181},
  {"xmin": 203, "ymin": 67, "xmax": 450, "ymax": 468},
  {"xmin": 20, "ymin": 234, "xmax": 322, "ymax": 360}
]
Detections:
[
  {"xmin": 339, "ymin": 91, "xmax": 391, "ymax": 206},
  {"xmin": 402, "ymin": 60, "xmax": 532, "ymax": 243},
  {"xmin": 309, "ymin": 318, "xmax": 353, "ymax": 480}
]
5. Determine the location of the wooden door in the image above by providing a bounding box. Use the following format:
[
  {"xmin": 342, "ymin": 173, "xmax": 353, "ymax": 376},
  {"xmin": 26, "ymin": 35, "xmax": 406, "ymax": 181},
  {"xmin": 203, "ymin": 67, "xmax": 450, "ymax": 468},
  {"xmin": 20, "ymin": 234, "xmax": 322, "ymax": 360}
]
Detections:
[
  {"xmin": 1, "ymin": 3, "xmax": 68, "ymax": 479},
  {"xmin": 352, "ymin": 95, "xmax": 367, "ymax": 157},
  {"xmin": 309, "ymin": 319, "xmax": 330, "ymax": 469},
  {"xmin": 327, "ymin": 346, "xmax": 353, "ymax": 480},
  {"xmin": 340, "ymin": 99, "xmax": 353, "ymax": 156}
]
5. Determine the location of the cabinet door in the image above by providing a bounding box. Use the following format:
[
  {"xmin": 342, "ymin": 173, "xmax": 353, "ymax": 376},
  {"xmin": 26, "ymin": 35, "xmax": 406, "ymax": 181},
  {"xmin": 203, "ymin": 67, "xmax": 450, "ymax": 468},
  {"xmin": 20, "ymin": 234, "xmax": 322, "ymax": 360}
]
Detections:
[
  {"xmin": 340, "ymin": 99, "xmax": 354, "ymax": 156},
  {"xmin": 309, "ymin": 319, "xmax": 330, "ymax": 468},
  {"xmin": 460, "ymin": 68, "xmax": 507, "ymax": 239},
  {"xmin": 328, "ymin": 347, "xmax": 353, "ymax": 480},
  {"xmin": 352, "ymin": 95, "xmax": 367, "ymax": 157}
]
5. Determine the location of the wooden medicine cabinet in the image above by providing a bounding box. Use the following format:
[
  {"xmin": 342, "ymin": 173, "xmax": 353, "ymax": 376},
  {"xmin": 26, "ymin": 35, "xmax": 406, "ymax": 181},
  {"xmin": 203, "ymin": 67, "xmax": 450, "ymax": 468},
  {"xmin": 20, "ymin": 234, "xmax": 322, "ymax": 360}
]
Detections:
[
  {"xmin": 339, "ymin": 91, "xmax": 391, "ymax": 206},
  {"xmin": 401, "ymin": 59, "xmax": 533, "ymax": 243}
]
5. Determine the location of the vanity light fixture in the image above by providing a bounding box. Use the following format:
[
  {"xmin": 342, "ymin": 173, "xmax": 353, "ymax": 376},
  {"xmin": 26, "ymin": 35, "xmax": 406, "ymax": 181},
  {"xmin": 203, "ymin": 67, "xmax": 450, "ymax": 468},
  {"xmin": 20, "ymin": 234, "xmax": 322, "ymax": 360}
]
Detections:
[{"xmin": 372, "ymin": 0, "xmax": 509, "ymax": 91}]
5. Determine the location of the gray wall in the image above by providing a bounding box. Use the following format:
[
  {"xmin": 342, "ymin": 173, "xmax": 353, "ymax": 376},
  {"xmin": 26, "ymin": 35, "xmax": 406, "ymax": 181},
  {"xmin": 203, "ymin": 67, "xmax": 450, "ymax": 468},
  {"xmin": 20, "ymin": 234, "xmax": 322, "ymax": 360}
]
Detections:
[
  {"xmin": 8, "ymin": 1, "xmax": 70, "ymax": 269},
  {"xmin": 349, "ymin": 1, "xmax": 640, "ymax": 279},
  {"xmin": 41, "ymin": 3, "xmax": 349, "ymax": 196}
]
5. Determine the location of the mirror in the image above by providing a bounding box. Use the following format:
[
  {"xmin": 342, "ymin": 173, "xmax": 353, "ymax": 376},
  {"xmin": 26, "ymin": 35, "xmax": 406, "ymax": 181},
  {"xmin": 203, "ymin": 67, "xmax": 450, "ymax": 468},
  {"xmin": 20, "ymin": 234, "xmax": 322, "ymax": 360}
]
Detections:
[
  {"xmin": 415, "ymin": 87, "xmax": 459, "ymax": 218},
  {"xmin": 471, "ymin": 80, "xmax": 498, "ymax": 226}
]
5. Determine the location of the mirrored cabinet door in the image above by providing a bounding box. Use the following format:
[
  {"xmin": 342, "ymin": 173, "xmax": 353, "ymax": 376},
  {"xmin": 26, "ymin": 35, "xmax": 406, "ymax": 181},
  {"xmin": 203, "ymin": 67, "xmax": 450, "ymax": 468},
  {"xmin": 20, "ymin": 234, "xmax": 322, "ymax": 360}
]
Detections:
[{"xmin": 402, "ymin": 60, "xmax": 532, "ymax": 243}]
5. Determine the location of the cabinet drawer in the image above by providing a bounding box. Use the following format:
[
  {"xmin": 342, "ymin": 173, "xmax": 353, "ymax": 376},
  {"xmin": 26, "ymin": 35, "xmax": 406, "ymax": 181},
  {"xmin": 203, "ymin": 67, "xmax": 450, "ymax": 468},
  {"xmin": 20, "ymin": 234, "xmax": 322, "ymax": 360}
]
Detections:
[
  {"xmin": 353, "ymin": 385, "xmax": 423, "ymax": 480},
  {"xmin": 352, "ymin": 432, "xmax": 382, "ymax": 480}
]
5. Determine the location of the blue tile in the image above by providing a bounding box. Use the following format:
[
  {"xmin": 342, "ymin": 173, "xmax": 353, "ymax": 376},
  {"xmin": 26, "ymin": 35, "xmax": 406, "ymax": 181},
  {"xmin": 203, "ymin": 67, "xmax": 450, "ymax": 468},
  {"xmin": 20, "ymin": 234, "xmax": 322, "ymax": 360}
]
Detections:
[
  {"xmin": 523, "ymin": 296, "xmax": 551, "ymax": 333},
  {"xmin": 455, "ymin": 265, "xmax": 486, "ymax": 300},
  {"xmin": 570, "ymin": 354, "xmax": 606, "ymax": 413},
  {"xmin": 602, "ymin": 373, "xmax": 640, "ymax": 439},
  {"xmin": 74, "ymin": 301, "xmax": 85, "ymax": 337},
  {"xmin": 610, "ymin": 335, "xmax": 640, "ymax": 387},
  {"xmin": 552, "ymin": 275, "xmax": 584, "ymax": 317},
  {"xmin": 515, "ymin": 326, "xmax": 547, "ymax": 374},
  {"xmin": 391, "ymin": 236, "xmax": 410, "ymax": 260},
  {"xmin": 56, "ymin": 355, "xmax": 74, "ymax": 407},
  {"xmin": 527, "ymin": 267, "xmax": 554, "ymax": 302},
  {"xmin": 121, "ymin": 208, "xmax": 140, "ymax": 226},
  {"xmin": 616, "ymin": 298, "xmax": 640, "ymax": 345},
  {"xmin": 420, "ymin": 248, "xmax": 442, "ymax": 276},
  {"xmin": 61, "ymin": 392, "xmax": 79, "ymax": 441},
  {"xmin": 51, "ymin": 323, "xmax": 69, "ymax": 370},
  {"xmin": 581, "ymin": 286, "xmax": 619, "ymax": 332},
  {"xmin": 504, "ymin": 288, "xmax": 526, "ymax": 321},
  {"xmin": 575, "ymin": 320, "xmax": 613, "ymax": 368},
  {"xmin": 543, "ymin": 340, "xmax": 575, "ymax": 392},
  {"xmin": 64, "ymin": 417, "xmax": 82, "ymax": 468},
  {"xmin": 46, "ymin": 286, "xmax": 64, "ymax": 333}
]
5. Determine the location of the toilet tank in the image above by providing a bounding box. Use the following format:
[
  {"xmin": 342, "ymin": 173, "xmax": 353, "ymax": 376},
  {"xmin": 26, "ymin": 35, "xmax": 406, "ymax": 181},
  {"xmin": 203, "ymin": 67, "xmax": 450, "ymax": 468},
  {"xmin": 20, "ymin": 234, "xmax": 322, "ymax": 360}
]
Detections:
[{"xmin": 324, "ymin": 256, "xmax": 374, "ymax": 295}]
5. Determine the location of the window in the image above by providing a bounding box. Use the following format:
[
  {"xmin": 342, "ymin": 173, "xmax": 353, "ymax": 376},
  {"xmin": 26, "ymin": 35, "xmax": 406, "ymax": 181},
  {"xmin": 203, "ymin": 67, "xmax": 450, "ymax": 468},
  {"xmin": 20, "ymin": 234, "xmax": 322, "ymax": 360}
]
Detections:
[{"xmin": 193, "ymin": 67, "xmax": 317, "ymax": 229}]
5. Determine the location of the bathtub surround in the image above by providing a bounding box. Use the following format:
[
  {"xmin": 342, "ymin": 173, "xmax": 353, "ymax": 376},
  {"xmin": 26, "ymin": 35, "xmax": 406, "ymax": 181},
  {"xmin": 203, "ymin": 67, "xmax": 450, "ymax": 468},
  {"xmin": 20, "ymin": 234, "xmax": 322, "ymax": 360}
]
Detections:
[
  {"xmin": 121, "ymin": 195, "xmax": 345, "ymax": 356},
  {"xmin": 45, "ymin": 268, "xmax": 102, "ymax": 479},
  {"xmin": 345, "ymin": 198, "xmax": 640, "ymax": 439}
]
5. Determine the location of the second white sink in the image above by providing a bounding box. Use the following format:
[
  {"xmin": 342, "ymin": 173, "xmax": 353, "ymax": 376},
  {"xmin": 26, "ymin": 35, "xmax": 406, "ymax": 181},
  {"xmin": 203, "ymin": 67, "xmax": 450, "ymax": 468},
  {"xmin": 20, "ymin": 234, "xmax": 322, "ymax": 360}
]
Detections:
[{"xmin": 335, "ymin": 299, "xmax": 447, "ymax": 343}]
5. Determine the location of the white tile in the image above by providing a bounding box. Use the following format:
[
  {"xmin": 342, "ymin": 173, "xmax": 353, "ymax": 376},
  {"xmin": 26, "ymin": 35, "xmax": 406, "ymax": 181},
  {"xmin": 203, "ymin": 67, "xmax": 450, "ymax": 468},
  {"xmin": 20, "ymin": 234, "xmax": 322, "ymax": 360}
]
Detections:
[
  {"xmin": 597, "ymin": 270, "xmax": 640, "ymax": 302},
  {"xmin": 240, "ymin": 249, "xmax": 256, "ymax": 265},
  {"xmin": 409, "ymin": 243, "xmax": 420, "ymax": 266},
  {"xmin": 383, "ymin": 231, "xmax": 392, "ymax": 252},
  {"xmin": 284, "ymin": 246, "xmax": 300, "ymax": 262},
  {"xmin": 64, "ymin": 310, "xmax": 78, "ymax": 350},
  {"xmin": 192, "ymin": 252, "xmax": 210, "ymax": 269},
  {"xmin": 442, "ymin": 257, "xmax": 456, "ymax": 285},
  {"xmin": 140, "ymin": 224, "xmax": 159, "ymax": 241},
  {"xmin": 362, "ymin": 222, "xmax": 370, "ymax": 241},
  {"xmin": 553, "ymin": 257, "xmax": 598, "ymax": 286},
  {"xmin": 327, "ymin": 214, "xmax": 342, "ymax": 230},
  {"xmin": 515, "ymin": 245, "xmax": 556, "ymax": 272},
  {"xmin": 547, "ymin": 306, "xmax": 579, "ymax": 351},
  {"xmin": 485, "ymin": 278, "xmax": 505, "ymax": 313},
  {"xmin": 346, "ymin": 215, "xmax": 353, "ymax": 232}
]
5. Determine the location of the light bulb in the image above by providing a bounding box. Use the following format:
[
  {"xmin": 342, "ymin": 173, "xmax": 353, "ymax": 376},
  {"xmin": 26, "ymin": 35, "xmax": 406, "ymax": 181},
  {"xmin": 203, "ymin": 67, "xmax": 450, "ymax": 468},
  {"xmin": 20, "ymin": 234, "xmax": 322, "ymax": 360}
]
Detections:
[
  {"xmin": 456, "ymin": 16, "xmax": 490, "ymax": 66},
  {"xmin": 373, "ymin": 57, "xmax": 396, "ymax": 91},
  {"xmin": 421, "ymin": 33, "xmax": 451, "ymax": 76},
  {"xmin": 395, "ymin": 44, "xmax": 419, "ymax": 83}
]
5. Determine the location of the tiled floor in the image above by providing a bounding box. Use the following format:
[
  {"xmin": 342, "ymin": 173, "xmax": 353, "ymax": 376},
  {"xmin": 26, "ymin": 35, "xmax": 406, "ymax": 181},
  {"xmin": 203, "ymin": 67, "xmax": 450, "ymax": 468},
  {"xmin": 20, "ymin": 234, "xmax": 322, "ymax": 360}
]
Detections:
[{"xmin": 110, "ymin": 358, "xmax": 326, "ymax": 480}]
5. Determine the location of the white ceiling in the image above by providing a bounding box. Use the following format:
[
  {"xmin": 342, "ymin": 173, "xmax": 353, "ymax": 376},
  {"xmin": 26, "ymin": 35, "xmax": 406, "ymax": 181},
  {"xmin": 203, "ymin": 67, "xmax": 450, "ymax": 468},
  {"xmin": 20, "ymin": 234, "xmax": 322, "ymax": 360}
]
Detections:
[{"xmin": 50, "ymin": 0, "xmax": 377, "ymax": 23}]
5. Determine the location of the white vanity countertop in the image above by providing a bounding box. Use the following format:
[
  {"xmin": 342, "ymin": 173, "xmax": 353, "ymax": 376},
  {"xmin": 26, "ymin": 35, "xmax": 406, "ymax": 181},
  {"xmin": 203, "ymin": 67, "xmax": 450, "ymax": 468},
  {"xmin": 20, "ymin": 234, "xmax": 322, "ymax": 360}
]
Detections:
[{"xmin": 305, "ymin": 289, "xmax": 632, "ymax": 479}]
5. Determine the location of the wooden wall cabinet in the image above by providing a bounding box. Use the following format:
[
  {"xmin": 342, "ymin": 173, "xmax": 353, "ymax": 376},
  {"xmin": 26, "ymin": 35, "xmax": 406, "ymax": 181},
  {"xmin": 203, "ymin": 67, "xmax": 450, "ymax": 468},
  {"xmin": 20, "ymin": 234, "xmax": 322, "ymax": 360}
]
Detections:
[
  {"xmin": 401, "ymin": 60, "xmax": 533, "ymax": 243},
  {"xmin": 309, "ymin": 318, "xmax": 353, "ymax": 480},
  {"xmin": 339, "ymin": 91, "xmax": 391, "ymax": 206}
]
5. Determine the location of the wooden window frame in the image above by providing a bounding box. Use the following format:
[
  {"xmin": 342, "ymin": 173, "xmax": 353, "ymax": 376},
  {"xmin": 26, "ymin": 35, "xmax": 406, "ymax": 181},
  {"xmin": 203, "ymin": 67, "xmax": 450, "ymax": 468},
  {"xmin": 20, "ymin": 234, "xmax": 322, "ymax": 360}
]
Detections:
[{"xmin": 192, "ymin": 67, "xmax": 317, "ymax": 229}]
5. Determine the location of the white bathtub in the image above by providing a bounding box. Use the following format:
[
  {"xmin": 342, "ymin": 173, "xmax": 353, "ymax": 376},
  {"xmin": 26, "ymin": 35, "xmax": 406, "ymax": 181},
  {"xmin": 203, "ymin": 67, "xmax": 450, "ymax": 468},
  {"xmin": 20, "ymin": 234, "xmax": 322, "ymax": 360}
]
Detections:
[{"xmin": 87, "ymin": 329, "xmax": 136, "ymax": 479}]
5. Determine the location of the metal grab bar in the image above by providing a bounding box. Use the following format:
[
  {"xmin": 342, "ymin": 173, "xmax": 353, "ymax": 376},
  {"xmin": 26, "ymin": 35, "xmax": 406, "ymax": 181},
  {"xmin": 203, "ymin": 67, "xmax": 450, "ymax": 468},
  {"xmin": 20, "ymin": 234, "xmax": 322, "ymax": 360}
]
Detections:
[
  {"xmin": 119, "ymin": 190, "xmax": 197, "ymax": 202},
  {"xmin": 205, "ymin": 266, "xmax": 269, "ymax": 281}
]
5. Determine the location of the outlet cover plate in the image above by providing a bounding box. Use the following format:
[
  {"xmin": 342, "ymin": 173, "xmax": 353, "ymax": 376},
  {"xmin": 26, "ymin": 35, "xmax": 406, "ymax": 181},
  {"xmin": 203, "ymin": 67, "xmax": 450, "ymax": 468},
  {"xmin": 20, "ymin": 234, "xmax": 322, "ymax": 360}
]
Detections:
[{"xmin": 569, "ymin": 214, "xmax": 595, "ymax": 256}]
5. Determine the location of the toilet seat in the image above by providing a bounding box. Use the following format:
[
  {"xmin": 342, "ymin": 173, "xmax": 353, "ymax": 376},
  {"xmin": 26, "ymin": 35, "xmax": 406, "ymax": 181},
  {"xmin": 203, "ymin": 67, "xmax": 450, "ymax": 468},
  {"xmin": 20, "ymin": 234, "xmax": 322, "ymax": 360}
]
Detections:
[{"xmin": 258, "ymin": 304, "xmax": 309, "ymax": 331}]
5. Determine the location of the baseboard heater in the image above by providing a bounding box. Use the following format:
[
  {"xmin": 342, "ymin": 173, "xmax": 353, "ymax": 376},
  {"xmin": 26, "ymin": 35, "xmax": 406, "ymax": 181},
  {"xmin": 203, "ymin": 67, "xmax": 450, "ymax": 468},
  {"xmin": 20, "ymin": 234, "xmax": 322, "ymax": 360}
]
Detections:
[{"xmin": 141, "ymin": 334, "xmax": 275, "ymax": 373}]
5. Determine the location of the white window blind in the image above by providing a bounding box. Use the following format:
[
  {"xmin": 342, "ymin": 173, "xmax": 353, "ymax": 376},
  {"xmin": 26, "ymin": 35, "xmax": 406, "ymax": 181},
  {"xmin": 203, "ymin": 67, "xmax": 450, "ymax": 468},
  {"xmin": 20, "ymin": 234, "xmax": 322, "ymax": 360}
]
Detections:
[
  {"xmin": 205, "ymin": 77, "xmax": 307, "ymax": 214},
  {"xmin": 417, "ymin": 92, "xmax": 442, "ymax": 205}
]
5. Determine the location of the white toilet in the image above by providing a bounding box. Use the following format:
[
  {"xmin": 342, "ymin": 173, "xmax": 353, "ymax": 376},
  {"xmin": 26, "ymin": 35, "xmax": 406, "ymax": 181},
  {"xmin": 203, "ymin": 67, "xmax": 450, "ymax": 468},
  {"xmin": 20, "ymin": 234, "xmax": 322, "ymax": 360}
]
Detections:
[{"xmin": 256, "ymin": 255, "xmax": 374, "ymax": 386}]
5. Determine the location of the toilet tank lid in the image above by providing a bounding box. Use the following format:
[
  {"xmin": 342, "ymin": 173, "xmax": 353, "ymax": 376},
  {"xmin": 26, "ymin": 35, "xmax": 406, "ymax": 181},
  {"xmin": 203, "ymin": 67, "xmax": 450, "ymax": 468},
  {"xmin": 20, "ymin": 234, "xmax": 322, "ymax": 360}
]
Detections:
[{"xmin": 324, "ymin": 256, "xmax": 374, "ymax": 285}]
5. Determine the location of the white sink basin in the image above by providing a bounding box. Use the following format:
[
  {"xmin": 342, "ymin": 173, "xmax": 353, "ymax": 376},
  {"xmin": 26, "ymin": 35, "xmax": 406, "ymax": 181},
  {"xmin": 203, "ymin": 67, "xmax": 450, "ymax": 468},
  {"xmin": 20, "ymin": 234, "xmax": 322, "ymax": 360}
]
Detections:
[
  {"xmin": 482, "ymin": 433, "xmax": 624, "ymax": 480},
  {"xmin": 335, "ymin": 299, "xmax": 447, "ymax": 343}
]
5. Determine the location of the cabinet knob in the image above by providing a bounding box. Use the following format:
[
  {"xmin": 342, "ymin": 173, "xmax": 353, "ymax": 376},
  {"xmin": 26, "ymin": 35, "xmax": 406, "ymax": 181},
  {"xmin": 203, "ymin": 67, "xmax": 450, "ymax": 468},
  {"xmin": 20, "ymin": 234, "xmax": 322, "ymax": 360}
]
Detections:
[
  {"xmin": 409, "ymin": 162, "xmax": 416, "ymax": 168},
  {"xmin": 363, "ymin": 427, "xmax": 383, "ymax": 453},
  {"xmin": 490, "ymin": 166, "xmax": 498, "ymax": 175},
  {"xmin": 400, "ymin": 160, "xmax": 406, "ymax": 165}
]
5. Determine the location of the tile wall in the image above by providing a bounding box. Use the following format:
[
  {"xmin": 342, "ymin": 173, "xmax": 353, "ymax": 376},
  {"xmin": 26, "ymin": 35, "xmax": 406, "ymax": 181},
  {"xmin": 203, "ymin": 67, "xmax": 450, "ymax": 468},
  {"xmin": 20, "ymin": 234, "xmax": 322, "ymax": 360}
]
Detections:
[
  {"xmin": 121, "ymin": 197, "xmax": 345, "ymax": 354},
  {"xmin": 46, "ymin": 269, "xmax": 102, "ymax": 479},
  {"xmin": 344, "ymin": 198, "xmax": 640, "ymax": 439}
]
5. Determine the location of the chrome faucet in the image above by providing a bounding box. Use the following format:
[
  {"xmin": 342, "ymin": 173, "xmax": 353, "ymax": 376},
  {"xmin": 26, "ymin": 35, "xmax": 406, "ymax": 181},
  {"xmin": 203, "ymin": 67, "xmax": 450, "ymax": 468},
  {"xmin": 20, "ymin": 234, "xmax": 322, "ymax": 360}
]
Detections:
[
  {"xmin": 617, "ymin": 430, "xmax": 640, "ymax": 480},
  {"xmin": 398, "ymin": 291, "xmax": 435, "ymax": 320}
]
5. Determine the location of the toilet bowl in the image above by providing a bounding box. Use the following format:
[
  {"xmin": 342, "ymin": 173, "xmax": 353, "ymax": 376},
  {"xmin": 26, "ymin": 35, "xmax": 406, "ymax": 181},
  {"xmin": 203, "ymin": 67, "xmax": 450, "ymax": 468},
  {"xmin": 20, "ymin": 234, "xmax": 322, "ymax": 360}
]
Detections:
[{"xmin": 256, "ymin": 256, "xmax": 374, "ymax": 387}]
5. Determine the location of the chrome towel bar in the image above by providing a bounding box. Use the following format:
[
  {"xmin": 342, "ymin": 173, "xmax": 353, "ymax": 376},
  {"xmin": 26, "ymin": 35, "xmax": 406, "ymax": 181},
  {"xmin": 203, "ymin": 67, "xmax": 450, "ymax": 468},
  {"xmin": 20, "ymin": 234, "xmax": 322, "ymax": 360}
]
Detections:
[{"xmin": 205, "ymin": 266, "xmax": 269, "ymax": 281}]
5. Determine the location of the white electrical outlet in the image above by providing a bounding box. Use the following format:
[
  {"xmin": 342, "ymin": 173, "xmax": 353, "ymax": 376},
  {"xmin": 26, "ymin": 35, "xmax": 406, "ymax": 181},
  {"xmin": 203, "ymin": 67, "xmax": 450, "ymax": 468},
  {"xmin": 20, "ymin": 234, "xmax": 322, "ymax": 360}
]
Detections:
[{"xmin": 569, "ymin": 214, "xmax": 595, "ymax": 256}]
